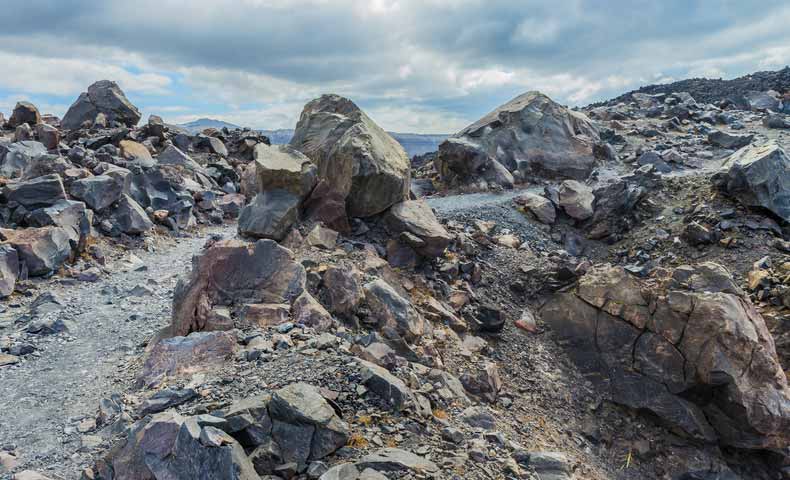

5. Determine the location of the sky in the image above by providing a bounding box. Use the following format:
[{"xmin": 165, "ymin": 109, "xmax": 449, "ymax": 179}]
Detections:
[{"xmin": 1, "ymin": 0, "xmax": 790, "ymax": 134}]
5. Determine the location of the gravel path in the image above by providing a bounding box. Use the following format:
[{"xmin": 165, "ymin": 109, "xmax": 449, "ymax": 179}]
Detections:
[{"xmin": 0, "ymin": 225, "xmax": 233, "ymax": 479}]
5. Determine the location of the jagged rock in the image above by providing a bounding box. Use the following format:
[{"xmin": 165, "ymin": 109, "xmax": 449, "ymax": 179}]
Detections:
[
  {"xmin": 712, "ymin": 142, "xmax": 790, "ymax": 222},
  {"xmin": 0, "ymin": 227, "xmax": 72, "ymax": 276},
  {"xmin": 461, "ymin": 406, "xmax": 497, "ymax": 430},
  {"xmin": 322, "ymin": 265, "xmax": 364, "ymax": 316},
  {"xmin": 8, "ymin": 102, "xmax": 41, "ymax": 128},
  {"xmin": 0, "ymin": 141, "xmax": 47, "ymax": 178},
  {"xmin": 303, "ymin": 179, "xmax": 351, "ymax": 233},
  {"xmin": 14, "ymin": 123, "xmax": 32, "ymax": 142},
  {"xmin": 384, "ymin": 200, "xmax": 451, "ymax": 258},
  {"xmin": 139, "ymin": 331, "xmax": 237, "ymax": 386},
  {"xmin": 292, "ymin": 292, "xmax": 333, "ymax": 330},
  {"xmin": 540, "ymin": 263, "xmax": 790, "ymax": 450},
  {"xmin": 637, "ymin": 150, "xmax": 671, "ymax": 173},
  {"xmin": 558, "ymin": 180, "xmax": 594, "ymax": 220},
  {"xmin": 69, "ymin": 175, "xmax": 124, "ymax": 211},
  {"xmin": 106, "ymin": 411, "xmax": 258, "ymax": 479},
  {"xmin": 436, "ymin": 91, "xmax": 600, "ymax": 186},
  {"xmin": 364, "ymin": 279, "xmax": 426, "ymax": 342},
  {"xmin": 524, "ymin": 452, "xmax": 572, "ymax": 480},
  {"xmin": 268, "ymin": 382, "xmax": 350, "ymax": 468},
  {"xmin": 157, "ymin": 145, "xmax": 202, "ymax": 170},
  {"xmin": 196, "ymin": 135, "xmax": 228, "ymax": 157},
  {"xmin": 128, "ymin": 166, "xmax": 194, "ymax": 228},
  {"xmin": 305, "ymin": 224, "xmax": 338, "ymax": 250},
  {"xmin": 119, "ymin": 140, "xmax": 154, "ymax": 167},
  {"xmin": 0, "ymin": 245, "xmax": 19, "ymax": 297},
  {"xmin": 11, "ymin": 471, "xmax": 52, "ymax": 480},
  {"xmin": 290, "ymin": 94, "xmax": 410, "ymax": 218},
  {"xmin": 253, "ymin": 143, "xmax": 318, "ymax": 198},
  {"xmin": 745, "ymin": 91, "xmax": 781, "ymax": 112},
  {"xmin": 34, "ymin": 123, "xmax": 59, "ymax": 150},
  {"xmin": 139, "ymin": 388, "xmax": 198, "ymax": 416},
  {"xmin": 707, "ymin": 130, "xmax": 754, "ymax": 149},
  {"xmin": 356, "ymin": 448, "xmax": 439, "ymax": 474},
  {"xmin": 241, "ymin": 303, "xmax": 290, "ymax": 328},
  {"xmin": 171, "ymin": 239, "xmax": 305, "ymax": 336},
  {"xmin": 238, "ymin": 190, "xmax": 300, "ymax": 241},
  {"xmin": 433, "ymin": 137, "xmax": 515, "ymax": 190},
  {"xmin": 61, "ymin": 80, "xmax": 141, "ymax": 129},
  {"xmin": 358, "ymin": 359, "xmax": 414, "ymax": 411},
  {"xmin": 514, "ymin": 192, "xmax": 556, "ymax": 224},
  {"xmin": 216, "ymin": 193, "xmax": 245, "ymax": 219},
  {"xmin": 4, "ymin": 174, "xmax": 66, "ymax": 209},
  {"xmin": 763, "ymin": 113, "xmax": 790, "ymax": 129},
  {"xmin": 111, "ymin": 195, "xmax": 154, "ymax": 234},
  {"xmin": 27, "ymin": 199, "xmax": 93, "ymax": 250},
  {"xmin": 460, "ymin": 362, "xmax": 501, "ymax": 403}
]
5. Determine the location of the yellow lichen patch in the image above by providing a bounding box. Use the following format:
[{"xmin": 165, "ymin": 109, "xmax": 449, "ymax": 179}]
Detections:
[{"xmin": 347, "ymin": 433, "xmax": 368, "ymax": 448}]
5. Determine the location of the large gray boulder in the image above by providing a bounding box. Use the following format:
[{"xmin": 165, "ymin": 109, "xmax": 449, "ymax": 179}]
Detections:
[
  {"xmin": 170, "ymin": 239, "xmax": 305, "ymax": 336},
  {"xmin": 238, "ymin": 190, "xmax": 300, "ymax": 241},
  {"xmin": 157, "ymin": 145, "xmax": 202, "ymax": 170},
  {"xmin": 290, "ymin": 94, "xmax": 410, "ymax": 218},
  {"xmin": 540, "ymin": 263, "xmax": 790, "ymax": 451},
  {"xmin": 4, "ymin": 174, "xmax": 66, "ymax": 209},
  {"xmin": 436, "ymin": 91, "xmax": 601, "ymax": 186},
  {"xmin": 708, "ymin": 130, "xmax": 754, "ymax": 149},
  {"xmin": 0, "ymin": 141, "xmax": 47, "ymax": 179},
  {"xmin": 7, "ymin": 102, "xmax": 41, "ymax": 128},
  {"xmin": 744, "ymin": 91, "xmax": 781, "ymax": 112},
  {"xmin": 434, "ymin": 138, "xmax": 514, "ymax": 190},
  {"xmin": 61, "ymin": 80, "xmax": 141, "ymax": 130},
  {"xmin": 712, "ymin": 142, "xmax": 790, "ymax": 222}
]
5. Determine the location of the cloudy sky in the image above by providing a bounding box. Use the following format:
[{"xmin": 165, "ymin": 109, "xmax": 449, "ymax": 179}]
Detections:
[{"xmin": 2, "ymin": 0, "xmax": 789, "ymax": 133}]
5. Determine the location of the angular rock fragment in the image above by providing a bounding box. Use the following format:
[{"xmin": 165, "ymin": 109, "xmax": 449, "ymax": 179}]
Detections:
[
  {"xmin": 61, "ymin": 80, "xmax": 141, "ymax": 129},
  {"xmin": 0, "ymin": 245, "xmax": 19, "ymax": 297},
  {"xmin": 540, "ymin": 263, "xmax": 790, "ymax": 450},
  {"xmin": 238, "ymin": 190, "xmax": 300, "ymax": 241},
  {"xmin": 384, "ymin": 200, "xmax": 451, "ymax": 258},
  {"xmin": 0, "ymin": 227, "xmax": 72, "ymax": 276},
  {"xmin": 139, "ymin": 331, "xmax": 237, "ymax": 386},
  {"xmin": 4, "ymin": 174, "xmax": 67, "ymax": 209},
  {"xmin": 290, "ymin": 94, "xmax": 410, "ymax": 217},
  {"xmin": 171, "ymin": 239, "xmax": 305, "ymax": 336}
]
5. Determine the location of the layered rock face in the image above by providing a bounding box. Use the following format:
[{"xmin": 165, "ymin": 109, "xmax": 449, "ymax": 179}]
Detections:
[
  {"xmin": 170, "ymin": 239, "xmax": 306, "ymax": 337},
  {"xmin": 290, "ymin": 94, "xmax": 410, "ymax": 218},
  {"xmin": 435, "ymin": 91, "xmax": 601, "ymax": 188},
  {"xmin": 541, "ymin": 263, "xmax": 790, "ymax": 451},
  {"xmin": 61, "ymin": 80, "xmax": 142, "ymax": 129}
]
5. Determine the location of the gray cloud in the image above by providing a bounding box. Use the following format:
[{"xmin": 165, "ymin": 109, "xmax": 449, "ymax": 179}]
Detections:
[{"xmin": 2, "ymin": 0, "xmax": 790, "ymax": 132}]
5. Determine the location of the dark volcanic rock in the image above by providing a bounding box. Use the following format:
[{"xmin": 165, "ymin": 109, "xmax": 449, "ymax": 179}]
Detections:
[
  {"xmin": 237, "ymin": 190, "xmax": 300, "ymax": 241},
  {"xmin": 4, "ymin": 174, "xmax": 67, "ymax": 209},
  {"xmin": 8, "ymin": 102, "xmax": 41, "ymax": 128},
  {"xmin": 61, "ymin": 80, "xmax": 141, "ymax": 129},
  {"xmin": 540, "ymin": 263, "xmax": 790, "ymax": 451}
]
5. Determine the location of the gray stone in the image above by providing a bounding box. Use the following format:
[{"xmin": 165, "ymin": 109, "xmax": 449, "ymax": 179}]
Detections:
[
  {"xmin": 712, "ymin": 142, "xmax": 790, "ymax": 222},
  {"xmin": 8, "ymin": 102, "xmax": 41, "ymax": 128},
  {"xmin": 708, "ymin": 130, "xmax": 754, "ymax": 149},
  {"xmin": 69, "ymin": 175, "xmax": 124, "ymax": 211},
  {"xmin": 0, "ymin": 226, "xmax": 72, "ymax": 276},
  {"xmin": 356, "ymin": 448, "xmax": 439, "ymax": 473},
  {"xmin": 558, "ymin": 180, "xmax": 594, "ymax": 220},
  {"xmin": 238, "ymin": 190, "xmax": 300, "ymax": 241},
  {"xmin": 111, "ymin": 195, "xmax": 154, "ymax": 235},
  {"xmin": 253, "ymin": 143, "xmax": 318, "ymax": 198},
  {"xmin": 157, "ymin": 145, "xmax": 202, "ymax": 170},
  {"xmin": 4, "ymin": 174, "xmax": 66, "ymax": 209},
  {"xmin": 514, "ymin": 192, "xmax": 555, "ymax": 224},
  {"xmin": 363, "ymin": 279, "xmax": 425, "ymax": 342},
  {"xmin": 357, "ymin": 359, "xmax": 414, "ymax": 411},
  {"xmin": 61, "ymin": 80, "xmax": 141, "ymax": 129},
  {"xmin": 290, "ymin": 94, "xmax": 410, "ymax": 217},
  {"xmin": 27, "ymin": 199, "xmax": 93, "ymax": 250},
  {"xmin": 0, "ymin": 141, "xmax": 47, "ymax": 178},
  {"xmin": 384, "ymin": 200, "xmax": 451, "ymax": 257}
]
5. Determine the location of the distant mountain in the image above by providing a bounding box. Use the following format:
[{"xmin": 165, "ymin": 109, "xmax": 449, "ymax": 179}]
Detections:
[
  {"xmin": 261, "ymin": 129, "xmax": 448, "ymax": 158},
  {"xmin": 178, "ymin": 118, "xmax": 242, "ymax": 133}
]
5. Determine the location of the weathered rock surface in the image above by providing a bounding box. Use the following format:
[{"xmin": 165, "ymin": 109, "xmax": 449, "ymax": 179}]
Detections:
[
  {"xmin": 253, "ymin": 143, "xmax": 318, "ymax": 198},
  {"xmin": 290, "ymin": 94, "xmax": 410, "ymax": 218},
  {"xmin": 0, "ymin": 227, "xmax": 72, "ymax": 276},
  {"xmin": 4, "ymin": 174, "xmax": 67, "ymax": 209},
  {"xmin": 8, "ymin": 102, "xmax": 41, "ymax": 128},
  {"xmin": 384, "ymin": 200, "xmax": 451, "ymax": 257},
  {"xmin": 558, "ymin": 180, "xmax": 595, "ymax": 220},
  {"xmin": 514, "ymin": 192, "xmax": 556, "ymax": 224},
  {"xmin": 540, "ymin": 263, "xmax": 790, "ymax": 450},
  {"xmin": 363, "ymin": 279, "xmax": 426, "ymax": 342},
  {"xmin": 61, "ymin": 80, "xmax": 141, "ymax": 129},
  {"xmin": 238, "ymin": 190, "xmax": 300, "ymax": 241},
  {"xmin": 111, "ymin": 194, "xmax": 154, "ymax": 235},
  {"xmin": 707, "ymin": 130, "xmax": 754, "ymax": 149},
  {"xmin": 171, "ymin": 239, "xmax": 305, "ymax": 336},
  {"xmin": 139, "ymin": 331, "xmax": 237, "ymax": 386},
  {"xmin": 69, "ymin": 175, "xmax": 124, "ymax": 211},
  {"xmin": 712, "ymin": 142, "xmax": 790, "ymax": 222},
  {"xmin": 0, "ymin": 141, "xmax": 47, "ymax": 178},
  {"xmin": 436, "ymin": 91, "xmax": 601, "ymax": 186}
]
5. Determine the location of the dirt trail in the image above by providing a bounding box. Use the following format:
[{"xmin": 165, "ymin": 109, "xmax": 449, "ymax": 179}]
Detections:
[{"xmin": 0, "ymin": 225, "xmax": 233, "ymax": 479}]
